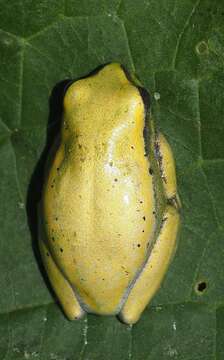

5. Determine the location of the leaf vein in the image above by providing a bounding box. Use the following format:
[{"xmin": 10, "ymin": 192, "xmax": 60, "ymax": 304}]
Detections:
[
  {"xmin": 172, "ymin": 0, "xmax": 201, "ymax": 69},
  {"xmin": 120, "ymin": 20, "xmax": 136, "ymax": 72},
  {"xmin": 78, "ymin": 317, "xmax": 88, "ymax": 360},
  {"xmin": 9, "ymin": 140, "xmax": 25, "ymax": 205}
]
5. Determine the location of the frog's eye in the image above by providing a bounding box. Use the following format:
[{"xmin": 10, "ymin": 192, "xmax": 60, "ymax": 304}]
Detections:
[
  {"xmin": 63, "ymin": 79, "xmax": 91, "ymax": 111},
  {"xmin": 62, "ymin": 80, "xmax": 74, "ymax": 98}
]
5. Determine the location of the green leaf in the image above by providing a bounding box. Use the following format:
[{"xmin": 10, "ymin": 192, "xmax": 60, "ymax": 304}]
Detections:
[{"xmin": 0, "ymin": 0, "xmax": 223, "ymax": 359}]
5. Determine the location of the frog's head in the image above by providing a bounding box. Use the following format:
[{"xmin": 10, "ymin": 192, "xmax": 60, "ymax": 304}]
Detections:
[
  {"xmin": 62, "ymin": 63, "xmax": 151, "ymax": 145},
  {"xmin": 63, "ymin": 63, "xmax": 150, "ymax": 113}
]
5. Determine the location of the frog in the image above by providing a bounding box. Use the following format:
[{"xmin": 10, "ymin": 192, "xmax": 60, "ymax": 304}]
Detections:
[{"xmin": 39, "ymin": 63, "xmax": 180, "ymax": 325}]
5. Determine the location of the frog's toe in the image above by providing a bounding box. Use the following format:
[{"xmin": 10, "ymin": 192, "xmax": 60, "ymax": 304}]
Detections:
[
  {"xmin": 118, "ymin": 310, "xmax": 140, "ymax": 325},
  {"xmin": 65, "ymin": 302, "xmax": 85, "ymax": 321}
]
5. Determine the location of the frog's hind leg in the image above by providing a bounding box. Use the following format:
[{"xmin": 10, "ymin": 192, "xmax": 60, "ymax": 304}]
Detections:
[
  {"xmin": 119, "ymin": 205, "xmax": 180, "ymax": 324},
  {"xmin": 119, "ymin": 132, "xmax": 180, "ymax": 325},
  {"xmin": 39, "ymin": 238, "xmax": 85, "ymax": 320}
]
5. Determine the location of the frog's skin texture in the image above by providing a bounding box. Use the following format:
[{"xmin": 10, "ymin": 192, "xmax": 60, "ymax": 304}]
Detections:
[{"xmin": 39, "ymin": 63, "xmax": 180, "ymax": 324}]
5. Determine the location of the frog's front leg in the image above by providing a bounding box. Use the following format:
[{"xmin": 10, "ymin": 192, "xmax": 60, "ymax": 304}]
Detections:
[
  {"xmin": 119, "ymin": 133, "xmax": 180, "ymax": 325},
  {"xmin": 154, "ymin": 133, "xmax": 181, "ymax": 208},
  {"xmin": 38, "ymin": 216, "xmax": 85, "ymax": 320}
]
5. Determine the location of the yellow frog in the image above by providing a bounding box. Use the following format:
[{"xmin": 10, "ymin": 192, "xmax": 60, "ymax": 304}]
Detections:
[{"xmin": 39, "ymin": 63, "xmax": 180, "ymax": 324}]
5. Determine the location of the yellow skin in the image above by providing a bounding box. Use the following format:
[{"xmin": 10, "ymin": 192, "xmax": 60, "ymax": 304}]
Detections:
[{"xmin": 39, "ymin": 63, "xmax": 180, "ymax": 324}]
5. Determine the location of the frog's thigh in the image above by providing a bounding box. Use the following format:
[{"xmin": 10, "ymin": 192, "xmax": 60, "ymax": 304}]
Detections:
[
  {"xmin": 119, "ymin": 205, "xmax": 180, "ymax": 325},
  {"xmin": 39, "ymin": 239, "xmax": 85, "ymax": 320},
  {"xmin": 155, "ymin": 133, "xmax": 180, "ymax": 206}
]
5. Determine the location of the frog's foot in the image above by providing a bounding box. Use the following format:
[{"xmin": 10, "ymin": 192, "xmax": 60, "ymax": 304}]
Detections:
[
  {"xmin": 39, "ymin": 238, "xmax": 85, "ymax": 320},
  {"xmin": 118, "ymin": 205, "xmax": 180, "ymax": 325},
  {"xmin": 154, "ymin": 132, "xmax": 181, "ymax": 209}
]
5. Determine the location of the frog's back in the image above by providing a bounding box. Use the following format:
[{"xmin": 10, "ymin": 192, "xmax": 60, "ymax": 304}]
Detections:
[{"xmin": 43, "ymin": 64, "xmax": 155, "ymax": 314}]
